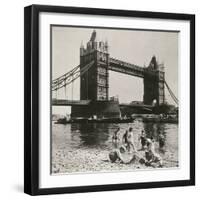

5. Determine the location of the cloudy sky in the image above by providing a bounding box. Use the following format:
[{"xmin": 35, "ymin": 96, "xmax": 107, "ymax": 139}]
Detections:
[{"xmin": 52, "ymin": 26, "xmax": 178, "ymax": 115}]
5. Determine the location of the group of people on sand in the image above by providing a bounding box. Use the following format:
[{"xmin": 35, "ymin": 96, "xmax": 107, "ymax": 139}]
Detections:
[
  {"xmin": 110, "ymin": 127, "xmax": 164, "ymax": 167},
  {"xmin": 112, "ymin": 127, "xmax": 137, "ymax": 152}
]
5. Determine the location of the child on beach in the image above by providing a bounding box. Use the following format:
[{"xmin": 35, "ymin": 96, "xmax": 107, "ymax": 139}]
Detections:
[
  {"xmin": 122, "ymin": 127, "xmax": 137, "ymax": 153},
  {"xmin": 139, "ymin": 130, "xmax": 147, "ymax": 150},
  {"xmin": 112, "ymin": 127, "xmax": 120, "ymax": 148},
  {"xmin": 122, "ymin": 130, "xmax": 128, "ymax": 145},
  {"xmin": 158, "ymin": 133, "xmax": 165, "ymax": 149}
]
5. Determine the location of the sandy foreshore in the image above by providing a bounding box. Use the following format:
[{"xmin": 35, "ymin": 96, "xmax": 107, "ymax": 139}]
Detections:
[
  {"xmin": 52, "ymin": 120, "xmax": 178, "ymax": 174},
  {"xmin": 52, "ymin": 146, "xmax": 178, "ymax": 174}
]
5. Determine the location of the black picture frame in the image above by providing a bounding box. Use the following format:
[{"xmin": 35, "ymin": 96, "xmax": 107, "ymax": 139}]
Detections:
[{"xmin": 24, "ymin": 4, "xmax": 195, "ymax": 196}]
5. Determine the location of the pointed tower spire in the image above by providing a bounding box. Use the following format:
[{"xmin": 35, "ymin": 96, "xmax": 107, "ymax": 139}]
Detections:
[
  {"xmin": 90, "ymin": 30, "xmax": 96, "ymax": 42},
  {"xmin": 80, "ymin": 40, "xmax": 84, "ymax": 56},
  {"xmin": 105, "ymin": 39, "xmax": 108, "ymax": 52},
  {"xmin": 80, "ymin": 40, "xmax": 84, "ymax": 48}
]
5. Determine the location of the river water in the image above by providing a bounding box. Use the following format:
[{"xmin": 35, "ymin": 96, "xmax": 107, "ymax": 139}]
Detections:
[{"xmin": 52, "ymin": 119, "xmax": 178, "ymax": 158}]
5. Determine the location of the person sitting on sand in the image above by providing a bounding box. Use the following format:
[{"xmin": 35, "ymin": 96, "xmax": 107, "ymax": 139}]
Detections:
[
  {"xmin": 112, "ymin": 127, "xmax": 120, "ymax": 148},
  {"xmin": 109, "ymin": 145, "xmax": 127, "ymax": 163},
  {"xmin": 145, "ymin": 149, "xmax": 163, "ymax": 167},
  {"xmin": 139, "ymin": 130, "xmax": 147, "ymax": 150},
  {"xmin": 145, "ymin": 137, "xmax": 163, "ymax": 167},
  {"xmin": 109, "ymin": 145, "xmax": 145, "ymax": 164}
]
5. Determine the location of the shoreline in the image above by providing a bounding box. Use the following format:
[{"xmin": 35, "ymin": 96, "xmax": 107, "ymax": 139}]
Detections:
[{"xmin": 52, "ymin": 146, "xmax": 178, "ymax": 174}]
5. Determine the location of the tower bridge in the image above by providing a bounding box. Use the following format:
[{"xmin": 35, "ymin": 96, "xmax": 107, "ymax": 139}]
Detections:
[{"xmin": 53, "ymin": 30, "xmax": 177, "ymax": 118}]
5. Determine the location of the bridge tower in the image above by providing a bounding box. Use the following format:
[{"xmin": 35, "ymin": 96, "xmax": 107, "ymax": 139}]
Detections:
[
  {"xmin": 71, "ymin": 30, "xmax": 120, "ymax": 118},
  {"xmin": 143, "ymin": 56, "xmax": 165, "ymax": 105},
  {"xmin": 80, "ymin": 30, "xmax": 109, "ymax": 101}
]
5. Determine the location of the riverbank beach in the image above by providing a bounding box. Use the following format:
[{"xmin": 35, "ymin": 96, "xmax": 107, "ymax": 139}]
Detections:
[{"xmin": 51, "ymin": 121, "xmax": 178, "ymax": 174}]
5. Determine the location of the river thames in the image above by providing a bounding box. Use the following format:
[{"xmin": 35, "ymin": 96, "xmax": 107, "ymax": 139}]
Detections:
[{"xmin": 51, "ymin": 119, "xmax": 178, "ymax": 174}]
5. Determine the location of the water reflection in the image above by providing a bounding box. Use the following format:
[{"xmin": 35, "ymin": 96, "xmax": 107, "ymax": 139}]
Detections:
[
  {"xmin": 52, "ymin": 120, "xmax": 178, "ymax": 160},
  {"xmin": 61, "ymin": 121, "xmax": 177, "ymax": 152},
  {"xmin": 71, "ymin": 123, "xmax": 114, "ymax": 149},
  {"xmin": 143, "ymin": 122, "xmax": 166, "ymax": 141},
  {"xmin": 143, "ymin": 122, "xmax": 167, "ymax": 153}
]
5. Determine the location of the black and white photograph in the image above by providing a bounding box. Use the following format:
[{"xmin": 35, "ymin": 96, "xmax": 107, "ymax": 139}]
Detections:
[
  {"xmin": 51, "ymin": 26, "xmax": 179, "ymax": 174},
  {"xmin": 23, "ymin": 4, "xmax": 195, "ymax": 195}
]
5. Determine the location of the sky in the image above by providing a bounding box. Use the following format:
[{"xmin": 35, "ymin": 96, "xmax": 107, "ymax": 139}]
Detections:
[{"xmin": 52, "ymin": 26, "xmax": 178, "ymax": 115}]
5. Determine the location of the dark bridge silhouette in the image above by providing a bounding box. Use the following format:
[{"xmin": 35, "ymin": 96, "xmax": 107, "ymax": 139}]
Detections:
[{"xmin": 52, "ymin": 30, "xmax": 178, "ymax": 118}]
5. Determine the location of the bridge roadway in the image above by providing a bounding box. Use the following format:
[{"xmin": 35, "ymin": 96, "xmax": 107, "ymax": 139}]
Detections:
[
  {"xmin": 52, "ymin": 99, "xmax": 154, "ymax": 110},
  {"xmin": 120, "ymin": 103, "xmax": 154, "ymax": 112},
  {"xmin": 109, "ymin": 57, "xmax": 157, "ymax": 78}
]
